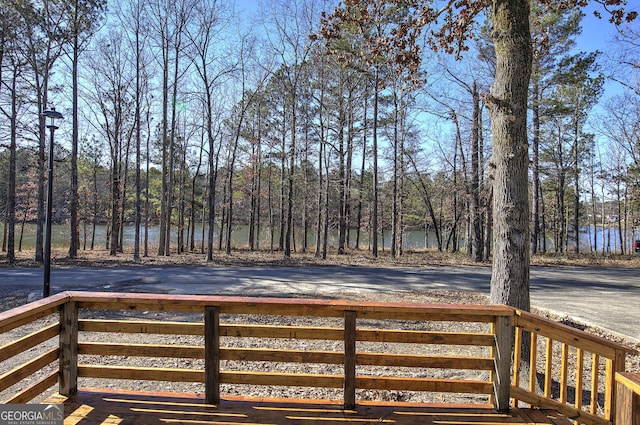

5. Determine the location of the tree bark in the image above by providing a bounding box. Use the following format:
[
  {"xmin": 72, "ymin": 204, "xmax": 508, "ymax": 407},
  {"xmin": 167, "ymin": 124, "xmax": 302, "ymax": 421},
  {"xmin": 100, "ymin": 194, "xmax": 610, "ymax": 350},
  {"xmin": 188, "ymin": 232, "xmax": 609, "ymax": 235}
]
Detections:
[
  {"xmin": 134, "ymin": 11, "xmax": 142, "ymax": 261},
  {"xmin": 488, "ymin": 0, "xmax": 532, "ymax": 312},
  {"xmin": 69, "ymin": 25, "xmax": 80, "ymax": 259},
  {"xmin": 6, "ymin": 67, "xmax": 18, "ymax": 263},
  {"xmin": 470, "ymin": 81, "xmax": 483, "ymax": 262},
  {"xmin": 531, "ymin": 78, "xmax": 541, "ymax": 254},
  {"xmin": 372, "ymin": 68, "xmax": 379, "ymax": 257}
]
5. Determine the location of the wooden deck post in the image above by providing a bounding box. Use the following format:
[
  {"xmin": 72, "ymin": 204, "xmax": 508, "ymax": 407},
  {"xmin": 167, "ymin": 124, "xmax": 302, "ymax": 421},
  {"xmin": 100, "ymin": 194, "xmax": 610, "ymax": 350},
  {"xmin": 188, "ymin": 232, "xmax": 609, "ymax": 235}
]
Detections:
[
  {"xmin": 493, "ymin": 315, "xmax": 513, "ymax": 413},
  {"xmin": 606, "ymin": 351, "xmax": 627, "ymax": 422},
  {"xmin": 615, "ymin": 372, "xmax": 640, "ymax": 425},
  {"xmin": 344, "ymin": 310, "xmax": 357, "ymax": 410},
  {"xmin": 205, "ymin": 306, "xmax": 220, "ymax": 405},
  {"xmin": 59, "ymin": 301, "xmax": 78, "ymax": 396}
]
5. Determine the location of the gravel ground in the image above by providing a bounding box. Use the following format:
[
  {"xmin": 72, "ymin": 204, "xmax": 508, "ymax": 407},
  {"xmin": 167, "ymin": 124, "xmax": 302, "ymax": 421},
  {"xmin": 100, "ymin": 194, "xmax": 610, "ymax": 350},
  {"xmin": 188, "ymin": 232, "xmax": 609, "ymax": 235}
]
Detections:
[{"xmin": 1, "ymin": 287, "xmax": 638, "ymax": 410}]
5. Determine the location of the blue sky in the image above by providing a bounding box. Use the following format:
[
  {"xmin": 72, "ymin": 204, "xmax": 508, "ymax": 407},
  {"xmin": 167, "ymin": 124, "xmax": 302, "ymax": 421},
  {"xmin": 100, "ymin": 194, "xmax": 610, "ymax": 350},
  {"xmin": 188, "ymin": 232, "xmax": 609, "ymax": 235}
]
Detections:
[{"xmin": 577, "ymin": 2, "xmax": 637, "ymax": 50}]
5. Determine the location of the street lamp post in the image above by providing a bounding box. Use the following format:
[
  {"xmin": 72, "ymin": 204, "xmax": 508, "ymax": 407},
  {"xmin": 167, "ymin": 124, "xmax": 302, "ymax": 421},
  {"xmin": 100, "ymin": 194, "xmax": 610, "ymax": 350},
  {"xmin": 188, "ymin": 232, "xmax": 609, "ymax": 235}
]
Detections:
[{"xmin": 42, "ymin": 108, "xmax": 63, "ymax": 298}]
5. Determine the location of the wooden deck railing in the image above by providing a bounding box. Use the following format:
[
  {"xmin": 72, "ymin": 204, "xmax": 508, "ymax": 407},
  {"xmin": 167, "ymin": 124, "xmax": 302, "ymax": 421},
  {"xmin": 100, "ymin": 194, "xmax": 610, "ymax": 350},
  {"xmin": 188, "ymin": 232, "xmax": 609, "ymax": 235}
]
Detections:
[
  {"xmin": 0, "ymin": 291, "xmax": 635, "ymax": 425},
  {"xmin": 511, "ymin": 310, "xmax": 633, "ymax": 425},
  {"xmin": 0, "ymin": 292, "xmax": 69, "ymax": 404}
]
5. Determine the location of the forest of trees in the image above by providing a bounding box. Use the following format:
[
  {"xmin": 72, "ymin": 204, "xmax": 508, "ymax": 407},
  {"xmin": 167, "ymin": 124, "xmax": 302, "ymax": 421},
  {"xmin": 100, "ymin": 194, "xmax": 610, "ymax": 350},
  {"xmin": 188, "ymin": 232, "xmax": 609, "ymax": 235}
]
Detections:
[{"xmin": 1, "ymin": 0, "xmax": 639, "ymax": 267}]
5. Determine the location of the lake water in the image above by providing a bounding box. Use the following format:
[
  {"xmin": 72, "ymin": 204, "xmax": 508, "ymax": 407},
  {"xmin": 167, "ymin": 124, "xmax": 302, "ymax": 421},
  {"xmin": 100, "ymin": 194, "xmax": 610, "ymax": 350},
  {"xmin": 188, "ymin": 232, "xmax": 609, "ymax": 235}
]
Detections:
[
  {"xmin": 2, "ymin": 223, "xmax": 637, "ymax": 253},
  {"xmin": 1, "ymin": 223, "xmax": 440, "ymax": 252}
]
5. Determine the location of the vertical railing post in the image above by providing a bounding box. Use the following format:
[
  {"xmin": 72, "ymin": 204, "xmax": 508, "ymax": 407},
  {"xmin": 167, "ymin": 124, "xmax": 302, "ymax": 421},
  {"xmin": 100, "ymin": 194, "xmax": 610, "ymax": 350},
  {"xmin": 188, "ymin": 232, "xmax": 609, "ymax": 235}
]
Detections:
[
  {"xmin": 344, "ymin": 310, "xmax": 357, "ymax": 410},
  {"xmin": 493, "ymin": 315, "xmax": 513, "ymax": 412},
  {"xmin": 606, "ymin": 350, "xmax": 627, "ymax": 422},
  {"xmin": 615, "ymin": 372, "xmax": 640, "ymax": 425},
  {"xmin": 59, "ymin": 301, "xmax": 78, "ymax": 396},
  {"xmin": 205, "ymin": 306, "xmax": 220, "ymax": 405}
]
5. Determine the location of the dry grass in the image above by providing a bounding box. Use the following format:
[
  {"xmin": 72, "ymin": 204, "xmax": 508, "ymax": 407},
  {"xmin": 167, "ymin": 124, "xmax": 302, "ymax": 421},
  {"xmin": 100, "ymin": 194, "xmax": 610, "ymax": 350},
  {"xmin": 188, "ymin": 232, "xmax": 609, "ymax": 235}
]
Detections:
[{"xmin": 3, "ymin": 247, "xmax": 640, "ymax": 269}]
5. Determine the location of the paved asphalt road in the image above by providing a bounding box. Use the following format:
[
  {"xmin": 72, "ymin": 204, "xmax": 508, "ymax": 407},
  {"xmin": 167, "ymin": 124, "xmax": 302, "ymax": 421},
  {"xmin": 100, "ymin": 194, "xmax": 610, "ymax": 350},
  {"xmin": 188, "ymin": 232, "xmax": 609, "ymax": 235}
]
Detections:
[{"xmin": 0, "ymin": 265, "xmax": 638, "ymax": 342}]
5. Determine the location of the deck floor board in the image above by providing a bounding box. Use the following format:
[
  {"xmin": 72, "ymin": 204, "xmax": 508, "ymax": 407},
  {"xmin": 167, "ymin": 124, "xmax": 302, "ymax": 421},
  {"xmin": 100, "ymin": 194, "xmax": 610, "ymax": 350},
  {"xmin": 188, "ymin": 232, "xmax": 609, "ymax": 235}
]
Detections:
[{"xmin": 45, "ymin": 389, "xmax": 575, "ymax": 425}]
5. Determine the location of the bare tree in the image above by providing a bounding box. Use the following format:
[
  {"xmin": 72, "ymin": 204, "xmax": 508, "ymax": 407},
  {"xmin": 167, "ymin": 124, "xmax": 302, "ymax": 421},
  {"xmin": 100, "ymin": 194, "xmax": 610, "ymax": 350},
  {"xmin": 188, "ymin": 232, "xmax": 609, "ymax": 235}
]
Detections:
[
  {"xmin": 184, "ymin": 0, "xmax": 233, "ymax": 260},
  {"xmin": 84, "ymin": 31, "xmax": 135, "ymax": 256},
  {"xmin": 0, "ymin": 2, "xmax": 28, "ymax": 263},
  {"xmin": 17, "ymin": 0, "xmax": 69, "ymax": 262},
  {"xmin": 262, "ymin": 0, "xmax": 317, "ymax": 257},
  {"xmin": 64, "ymin": 0, "xmax": 106, "ymax": 259}
]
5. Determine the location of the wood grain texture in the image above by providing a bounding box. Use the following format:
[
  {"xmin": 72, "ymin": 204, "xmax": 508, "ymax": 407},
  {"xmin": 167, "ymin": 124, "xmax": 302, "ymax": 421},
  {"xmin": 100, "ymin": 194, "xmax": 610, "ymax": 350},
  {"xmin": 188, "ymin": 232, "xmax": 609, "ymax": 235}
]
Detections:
[
  {"xmin": 3, "ymin": 370, "xmax": 57, "ymax": 404},
  {"xmin": 343, "ymin": 310, "xmax": 356, "ymax": 410},
  {"xmin": 492, "ymin": 315, "xmax": 512, "ymax": 412},
  {"xmin": 204, "ymin": 306, "xmax": 220, "ymax": 405},
  {"xmin": 68, "ymin": 290, "xmax": 513, "ymax": 320},
  {"xmin": 44, "ymin": 388, "xmax": 576, "ymax": 425},
  {"xmin": 615, "ymin": 373, "xmax": 640, "ymax": 425},
  {"xmin": 0, "ymin": 292, "xmax": 69, "ymax": 333},
  {"xmin": 0, "ymin": 347, "xmax": 58, "ymax": 391},
  {"xmin": 59, "ymin": 301, "xmax": 78, "ymax": 395},
  {"xmin": 0, "ymin": 322, "xmax": 59, "ymax": 362},
  {"xmin": 511, "ymin": 386, "xmax": 609, "ymax": 425}
]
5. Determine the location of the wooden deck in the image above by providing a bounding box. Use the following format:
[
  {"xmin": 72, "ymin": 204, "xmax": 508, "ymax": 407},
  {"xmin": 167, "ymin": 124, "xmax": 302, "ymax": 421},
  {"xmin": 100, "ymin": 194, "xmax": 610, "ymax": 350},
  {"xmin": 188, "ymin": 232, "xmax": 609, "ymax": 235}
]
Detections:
[
  {"xmin": 5, "ymin": 293, "xmax": 636, "ymax": 424},
  {"xmin": 46, "ymin": 388, "xmax": 575, "ymax": 425}
]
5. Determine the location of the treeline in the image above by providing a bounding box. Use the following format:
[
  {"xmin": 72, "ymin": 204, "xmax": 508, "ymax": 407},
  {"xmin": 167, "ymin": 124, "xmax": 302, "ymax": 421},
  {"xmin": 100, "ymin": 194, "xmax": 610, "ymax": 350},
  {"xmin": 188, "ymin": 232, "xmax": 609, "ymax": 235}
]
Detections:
[{"xmin": 1, "ymin": 0, "xmax": 639, "ymax": 263}]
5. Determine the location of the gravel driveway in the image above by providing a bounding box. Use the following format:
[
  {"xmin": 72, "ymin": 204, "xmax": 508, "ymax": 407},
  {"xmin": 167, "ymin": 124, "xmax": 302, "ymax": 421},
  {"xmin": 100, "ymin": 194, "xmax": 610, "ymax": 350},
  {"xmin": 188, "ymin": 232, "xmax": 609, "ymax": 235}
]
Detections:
[{"xmin": 1, "ymin": 265, "xmax": 639, "ymax": 341}]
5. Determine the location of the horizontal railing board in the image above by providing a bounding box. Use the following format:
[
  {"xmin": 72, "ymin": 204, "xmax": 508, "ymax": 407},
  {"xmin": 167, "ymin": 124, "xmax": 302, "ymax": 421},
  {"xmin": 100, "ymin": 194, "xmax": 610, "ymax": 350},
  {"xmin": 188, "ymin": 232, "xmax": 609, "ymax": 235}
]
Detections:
[
  {"xmin": 3, "ymin": 370, "xmax": 58, "ymax": 404},
  {"xmin": 79, "ymin": 343, "xmax": 344, "ymax": 365},
  {"xmin": 78, "ymin": 320, "xmax": 492, "ymax": 348},
  {"xmin": 356, "ymin": 376, "xmax": 493, "ymax": 394},
  {"xmin": 78, "ymin": 366, "xmax": 345, "ymax": 389},
  {"xmin": 79, "ymin": 342, "xmax": 493, "ymax": 371},
  {"xmin": 220, "ymin": 324, "xmax": 343, "ymax": 340},
  {"xmin": 79, "ymin": 342, "xmax": 204, "ymax": 359},
  {"xmin": 220, "ymin": 371, "xmax": 343, "ymax": 388},
  {"xmin": 78, "ymin": 365, "xmax": 204, "ymax": 382},
  {"xmin": 77, "ymin": 365, "xmax": 493, "ymax": 396},
  {"xmin": 0, "ymin": 292, "xmax": 69, "ymax": 333},
  {"xmin": 357, "ymin": 329, "xmax": 495, "ymax": 346},
  {"xmin": 0, "ymin": 323, "xmax": 59, "ymax": 362},
  {"xmin": 79, "ymin": 319, "xmax": 203, "ymax": 335},
  {"xmin": 222, "ymin": 348, "xmax": 344, "ymax": 364},
  {"xmin": 514, "ymin": 310, "xmax": 634, "ymax": 358},
  {"xmin": 79, "ymin": 321, "xmax": 343, "ymax": 340},
  {"xmin": 616, "ymin": 372, "xmax": 640, "ymax": 395},
  {"xmin": 0, "ymin": 347, "xmax": 58, "ymax": 391},
  {"xmin": 356, "ymin": 353, "xmax": 494, "ymax": 370},
  {"xmin": 69, "ymin": 291, "xmax": 512, "ymax": 321}
]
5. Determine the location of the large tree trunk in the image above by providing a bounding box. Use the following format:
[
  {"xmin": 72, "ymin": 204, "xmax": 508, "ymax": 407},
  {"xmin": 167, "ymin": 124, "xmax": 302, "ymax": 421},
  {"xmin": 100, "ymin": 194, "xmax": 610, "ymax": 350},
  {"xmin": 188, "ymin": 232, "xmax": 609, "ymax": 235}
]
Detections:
[
  {"xmin": 488, "ymin": 0, "xmax": 532, "ymax": 313},
  {"xmin": 531, "ymin": 78, "xmax": 541, "ymax": 254},
  {"xmin": 6, "ymin": 67, "xmax": 18, "ymax": 263},
  {"xmin": 248, "ymin": 138, "xmax": 258, "ymax": 251},
  {"xmin": 110, "ymin": 157, "xmax": 120, "ymax": 256},
  {"xmin": 134, "ymin": 24, "xmax": 142, "ymax": 262},
  {"xmin": 337, "ymin": 86, "xmax": 347, "ymax": 254},
  {"xmin": 470, "ymin": 81, "xmax": 483, "ymax": 262},
  {"xmin": 573, "ymin": 117, "xmax": 580, "ymax": 254},
  {"xmin": 371, "ymin": 69, "xmax": 379, "ymax": 257},
  {"xmin": 69, "ymin": 32, "xmax": 80, "ymax": 259},
  {"xmin": 158, "ymin": 40, "xmax": 169, "ymax": 256},
  {"xmin": 391, "ymin": 88, "xmax": 399, "ymax": 258},
  {"xmin": 284, "ymin": 98, "xmax": 296, "ymax": 258},
  {"xmin": 279, "ymin": 114, "xmax": 286, "ymax": 252},
  {"xmin": 315, "ymin": 112, "xmax": 325, "ymax": 258},
  {"xmin": 355, "ymin": 93, "xmax": 367, "ymax": 251},
  {"xmin": 36, "ymin": 82, "xmax": 46, "ymax": 264}
]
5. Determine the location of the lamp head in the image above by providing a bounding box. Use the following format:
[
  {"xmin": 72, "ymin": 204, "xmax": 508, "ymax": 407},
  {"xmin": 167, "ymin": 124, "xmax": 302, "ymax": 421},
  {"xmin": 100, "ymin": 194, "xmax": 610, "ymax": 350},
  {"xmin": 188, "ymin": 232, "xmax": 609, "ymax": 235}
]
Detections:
[{"xmin": 42, "ymin": 108, "xmax": 64, "ymax": 129}]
